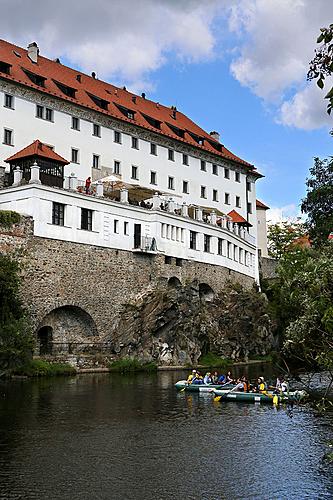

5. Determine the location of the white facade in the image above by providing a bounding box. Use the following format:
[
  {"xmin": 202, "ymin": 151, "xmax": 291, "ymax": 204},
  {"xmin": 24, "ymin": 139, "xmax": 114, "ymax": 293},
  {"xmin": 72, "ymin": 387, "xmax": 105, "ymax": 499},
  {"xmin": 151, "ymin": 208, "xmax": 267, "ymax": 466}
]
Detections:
[
  {"xmin": 256, "ymin": 206, "xmax": 269, "ymax": 257},
  {"xmin": 0, "ymin": 183, "xmax": 257, "ymax": 279}
]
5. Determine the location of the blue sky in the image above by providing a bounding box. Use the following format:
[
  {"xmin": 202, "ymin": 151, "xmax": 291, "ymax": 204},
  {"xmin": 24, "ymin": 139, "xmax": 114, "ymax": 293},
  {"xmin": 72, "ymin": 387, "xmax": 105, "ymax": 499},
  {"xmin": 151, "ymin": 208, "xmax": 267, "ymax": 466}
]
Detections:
[{"xmin": 1, "ymin": 0, "xmax": 332, "ymax": 221}]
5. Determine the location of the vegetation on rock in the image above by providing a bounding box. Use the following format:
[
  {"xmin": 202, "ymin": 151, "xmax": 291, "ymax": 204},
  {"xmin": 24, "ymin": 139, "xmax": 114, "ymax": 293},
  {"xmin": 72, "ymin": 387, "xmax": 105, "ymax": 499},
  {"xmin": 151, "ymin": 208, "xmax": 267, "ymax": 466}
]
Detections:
[
  {"xmin": 0, "ymin": 254, "xmax": 33, "ymax": 374},
  {"xmin": 0, "ymin": 210, "xmax": 21, "ymax": 229},
  {"xmin": 12, "ymin": 359, "xmax": 76, "ymax": 377},
  {"xmin": 108, "ymin": 357, "xmax": 157, "ymax": 373}
]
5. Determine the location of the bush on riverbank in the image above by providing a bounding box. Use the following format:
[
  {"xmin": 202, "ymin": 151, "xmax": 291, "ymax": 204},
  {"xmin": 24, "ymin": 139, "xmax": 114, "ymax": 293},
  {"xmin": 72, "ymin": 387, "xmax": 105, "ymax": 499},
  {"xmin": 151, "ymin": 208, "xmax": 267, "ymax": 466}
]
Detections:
[
  {"xmin": 198, "ymin": 352, "xmax": 231, "ymax": 369},
  {"xmin": 12, "ymin": 359, "xmax": 77, "ymax": 377},
  {"xmin": 0, "ymin": 255, "xmax": 33, "ymax": 373},
  {"xmin": 108, "ymin": 357, "xmax": 157, "ymax": 373}
]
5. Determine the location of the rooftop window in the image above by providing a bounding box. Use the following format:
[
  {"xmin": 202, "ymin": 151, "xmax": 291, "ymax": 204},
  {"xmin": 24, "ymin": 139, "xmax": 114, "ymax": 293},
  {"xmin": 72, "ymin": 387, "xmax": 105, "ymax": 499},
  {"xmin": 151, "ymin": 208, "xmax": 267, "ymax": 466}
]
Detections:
[
  {"xmin": 22, "ymin": 68, "xmax": 46, "ymax": 87},
  {"xmin": 87, "ymin": 92, "xmax": 109, "ymax": 110},
  {"xmin": 167, "ymin": 123, "xmax": 185, "ymax": 138},
  {"xmin": 208, "ymin": 139, "xmax": 222, "ymax": 152},
  {"xmin": 188, "ymin": 131, "xmax": 204, "ymax": 145},
  {"xmin": 0, "ymin": 61, "xmax": 11, "ymax": 75},
  {"xmin": 142, "ymin": 113, "xmax": 161, "ymax": 129},
  {"xmin": 53, "ymin": 80, "xmax": 76, "ymax": 98},
  {"xmin": 115, "ymin": 104, "xmax": 136, "ymax": 120}
]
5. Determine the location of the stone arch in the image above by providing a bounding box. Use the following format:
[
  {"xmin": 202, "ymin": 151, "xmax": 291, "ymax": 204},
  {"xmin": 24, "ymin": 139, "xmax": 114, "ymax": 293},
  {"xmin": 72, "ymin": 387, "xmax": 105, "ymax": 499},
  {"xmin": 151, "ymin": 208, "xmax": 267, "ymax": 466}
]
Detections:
[
  {"xmin": 167, "ymin": 276, "xmax": 182, "ymax": 288},
  {"xmin": 37, "ymin": 326, "xmax": 53, "ymax": 355},
  {"xmin": 199, "ymin": 283, "xmax": 215, "ymax": 302},
  {"xmin": 36, "ymin": 305, "xmax": 98, "ymax": 354}
]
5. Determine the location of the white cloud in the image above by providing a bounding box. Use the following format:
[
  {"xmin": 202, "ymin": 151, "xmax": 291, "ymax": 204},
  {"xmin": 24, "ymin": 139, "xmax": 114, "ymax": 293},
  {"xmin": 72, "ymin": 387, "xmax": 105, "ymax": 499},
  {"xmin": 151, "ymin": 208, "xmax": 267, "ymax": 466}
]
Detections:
[
  {"xmin": 266, "ymin": 204, "xmax": 303, "ymax": 224},
  {"xmin": 229, "ymin": 0, "xmax": 333, "ymax": 129},
  {"xmin": 0, "ymin": 0, "xmax": 221, "ymax": 90}
]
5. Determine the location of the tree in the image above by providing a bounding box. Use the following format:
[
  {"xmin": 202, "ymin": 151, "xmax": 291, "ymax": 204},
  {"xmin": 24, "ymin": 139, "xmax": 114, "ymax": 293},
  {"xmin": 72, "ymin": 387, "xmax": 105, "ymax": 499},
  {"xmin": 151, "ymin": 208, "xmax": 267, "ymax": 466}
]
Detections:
[
  {"xmin": 267, "ymin": 221, "xmax": 306, "ymax": 259},
  {"xmin": 308, "ymin": 24, "xmax": 333, "ymax": 117},
  {"xmin": 301, "ymin": 157, "xmax": 333, "ymax": 247},
  {"xmin": 0, "ymin": 255, "xmax": 33, "ymax": 372}
]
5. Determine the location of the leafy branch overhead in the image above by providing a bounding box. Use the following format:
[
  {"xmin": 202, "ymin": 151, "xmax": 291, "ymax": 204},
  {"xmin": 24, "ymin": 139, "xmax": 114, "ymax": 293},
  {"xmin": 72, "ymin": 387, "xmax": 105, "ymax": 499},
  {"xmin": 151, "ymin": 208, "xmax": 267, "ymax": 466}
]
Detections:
[{"xmin": 308, "ymin": 24, "xmax": 333, "ymax": 116}]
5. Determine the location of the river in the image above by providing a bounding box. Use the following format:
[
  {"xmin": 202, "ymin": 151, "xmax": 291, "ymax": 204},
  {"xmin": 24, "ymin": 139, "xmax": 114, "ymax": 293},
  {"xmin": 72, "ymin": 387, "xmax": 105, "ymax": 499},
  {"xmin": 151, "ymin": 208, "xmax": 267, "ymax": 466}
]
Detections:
[{"xmin": 0, "ymin": 365, "xmax": 332, "ymax": 500}]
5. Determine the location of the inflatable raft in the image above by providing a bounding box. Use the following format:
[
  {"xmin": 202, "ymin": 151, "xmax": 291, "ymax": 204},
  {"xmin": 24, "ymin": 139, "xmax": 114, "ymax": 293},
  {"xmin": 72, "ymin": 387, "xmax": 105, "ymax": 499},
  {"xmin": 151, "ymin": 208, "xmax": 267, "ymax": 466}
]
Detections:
[
  {"xmin": 175, "ymin": 380, "xmax": 234, "ymax": 392},
  {"xmin": 212, "ymin": 388, "xmax": 307, "ymax": 404}
]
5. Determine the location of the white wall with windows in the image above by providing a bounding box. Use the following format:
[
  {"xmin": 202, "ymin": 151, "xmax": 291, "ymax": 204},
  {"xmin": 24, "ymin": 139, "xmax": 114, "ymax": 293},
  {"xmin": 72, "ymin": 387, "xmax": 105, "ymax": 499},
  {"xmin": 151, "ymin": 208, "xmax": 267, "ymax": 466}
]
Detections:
[{"xmin": 0, "ymin": 83, "xmax": 258, "ymax": 238}]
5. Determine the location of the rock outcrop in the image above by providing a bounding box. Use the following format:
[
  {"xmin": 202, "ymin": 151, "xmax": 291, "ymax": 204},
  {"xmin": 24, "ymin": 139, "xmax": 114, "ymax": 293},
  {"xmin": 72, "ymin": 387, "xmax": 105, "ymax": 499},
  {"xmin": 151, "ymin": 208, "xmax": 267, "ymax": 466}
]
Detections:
[{"xmin": 106, "ymin": 280, "xmax": 275, "ymax": 365}]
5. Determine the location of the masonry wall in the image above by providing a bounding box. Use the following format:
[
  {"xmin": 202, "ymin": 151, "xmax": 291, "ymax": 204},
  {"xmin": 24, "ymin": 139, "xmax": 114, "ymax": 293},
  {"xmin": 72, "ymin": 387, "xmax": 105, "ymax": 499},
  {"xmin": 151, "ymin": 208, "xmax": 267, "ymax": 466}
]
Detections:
[{"xmin": 0, "ymin": 217, "xmax": 254, "ymax": 344}]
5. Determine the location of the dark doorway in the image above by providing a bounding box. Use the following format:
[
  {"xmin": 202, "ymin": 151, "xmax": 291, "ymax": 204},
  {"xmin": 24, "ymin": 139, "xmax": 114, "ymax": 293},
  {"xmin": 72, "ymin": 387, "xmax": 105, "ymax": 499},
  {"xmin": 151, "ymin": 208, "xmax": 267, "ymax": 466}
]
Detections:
[
  {"xmin": 37, "ymin": 326, "xmax": 53, "ymax": 355},
  {"xmin": 134, "ymin": 224, "xmax": 141, "ymax": 249}
]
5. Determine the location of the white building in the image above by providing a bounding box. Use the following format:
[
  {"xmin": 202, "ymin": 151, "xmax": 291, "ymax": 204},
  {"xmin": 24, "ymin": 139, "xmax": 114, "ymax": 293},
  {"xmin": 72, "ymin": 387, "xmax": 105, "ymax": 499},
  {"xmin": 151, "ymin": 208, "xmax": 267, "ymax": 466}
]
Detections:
[
  {"xmin": 256, "ymin": 199, "xmax": 269, "ymax": 257},
  {"xmin": 0, "ymin": 39, "xmax": 263, "ymax": 281}
]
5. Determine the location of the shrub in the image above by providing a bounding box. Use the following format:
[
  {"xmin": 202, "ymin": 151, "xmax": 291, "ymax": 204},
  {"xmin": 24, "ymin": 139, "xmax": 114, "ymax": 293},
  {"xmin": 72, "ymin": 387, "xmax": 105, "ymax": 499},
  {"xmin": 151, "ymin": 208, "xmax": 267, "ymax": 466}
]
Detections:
[
  {"xmin": 0, "ymin": 210, "xmax": 21, "ymax": 228},
  {"xmin": 198, "ymin": 352, "xmax": 231, "ymax": 369},
  {"xmin": 108, "ymin": 357, "xmax": 157, "ymax": 373},
  {"xmin": 13, "ymin": 359, "xmax": 76, "ymax": 377}
]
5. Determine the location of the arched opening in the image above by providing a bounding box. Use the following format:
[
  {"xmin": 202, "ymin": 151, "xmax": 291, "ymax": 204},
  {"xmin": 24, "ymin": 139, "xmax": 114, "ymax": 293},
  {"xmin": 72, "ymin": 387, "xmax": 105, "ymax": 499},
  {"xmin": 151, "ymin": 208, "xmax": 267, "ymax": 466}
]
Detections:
[
  {"xmin": 168, "ymin": 276, "xmax": 181, "ymax": 288},
  {"xmin": 37, "ymin": 326, "xmax": 53, "ymax": 355},
  {"xmin": 199, "ymin": 283, "xmax": 215, "ymax": 302}
]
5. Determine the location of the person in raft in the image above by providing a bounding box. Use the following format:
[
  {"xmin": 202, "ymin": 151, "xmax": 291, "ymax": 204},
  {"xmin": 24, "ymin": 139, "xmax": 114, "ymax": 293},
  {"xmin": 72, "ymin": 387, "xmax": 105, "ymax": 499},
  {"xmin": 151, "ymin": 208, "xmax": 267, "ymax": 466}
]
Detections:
[
  {"xmin": 187, "ymin": 370, "xmax": 197, "ymax": 384},
  {"xmin": 192, "ymin": 372, "xmax": 204, "ymax": 384},
  {"xmin": 217, "ymin": 373, "xmax": 226, "ymax": 384},
  {"xmin": 203, "ymin": 372, "xmax": 212, "ymax": 384},
  {"xmin": 226, "ymin": 371, "xmax": 234, "ymax": 384},
  {"xmin": 257, "ymin": 377, "xmax": 267, "ymax": 392}
]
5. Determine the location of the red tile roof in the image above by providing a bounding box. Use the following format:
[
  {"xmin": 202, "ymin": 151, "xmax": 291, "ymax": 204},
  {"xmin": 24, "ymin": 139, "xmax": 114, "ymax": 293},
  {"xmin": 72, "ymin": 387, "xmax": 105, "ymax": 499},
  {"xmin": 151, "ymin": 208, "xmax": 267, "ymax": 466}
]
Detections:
[
  {"xmin": 227, "ymin": 210, "xmax": 252, "ymax": 226},
  {"xmin": 5, "ymin": 139, "xmax": 69, "ymax": 165},
  {"xmin": 0, "ymin": 39, "xmax": 260, "ymax": 173},
  {"xmin": 256, "ymin": 199, "xmax": 269, "ymax": 210}
]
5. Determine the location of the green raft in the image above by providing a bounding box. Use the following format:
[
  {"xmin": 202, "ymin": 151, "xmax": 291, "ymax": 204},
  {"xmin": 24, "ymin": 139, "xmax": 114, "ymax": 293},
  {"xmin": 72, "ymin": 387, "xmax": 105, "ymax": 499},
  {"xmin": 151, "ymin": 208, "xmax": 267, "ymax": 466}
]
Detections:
[
  {"xmin": 212, "ymin": 388, "xmax": 307, "ymax": 404},
  {"xmin": 175, "ymin": 380, "xmax": 234, "ymax": 393}
]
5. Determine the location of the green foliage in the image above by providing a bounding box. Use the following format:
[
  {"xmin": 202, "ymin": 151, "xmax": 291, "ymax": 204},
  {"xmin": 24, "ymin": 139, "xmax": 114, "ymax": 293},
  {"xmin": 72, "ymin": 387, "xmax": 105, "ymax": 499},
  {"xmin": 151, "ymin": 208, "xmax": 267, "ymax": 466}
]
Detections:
[
  {"xmin": 266, "ymin": 244, "xmax": 333, "ymax": 370},
  {"xmin": 108, "ymin": 357, "xmax": 157, "ymax": 373},
  {"xmin": 198, "ymin": 352, "xmax": 231, "ymax": 368},
  {"xmin": 0, "ymin": 210, "xmax": 21, "ymax": 228},
  {"xmin": 308, "ymin": 24, "xmax": 333, "ymax": 116},
  {"xmin": 0, "ymin": 255, "xmax": 33, "ymax": 372},
  {"xmin": 13, "ymin": 359, "xmax": 76, "ymax": 377},
  {"xmin": 301, "ymin": 157, "xmax": 333, "ymax": 247},
  {"xmin": 267, "ymin": 222, "xmax": 306, "ymax": 259}
]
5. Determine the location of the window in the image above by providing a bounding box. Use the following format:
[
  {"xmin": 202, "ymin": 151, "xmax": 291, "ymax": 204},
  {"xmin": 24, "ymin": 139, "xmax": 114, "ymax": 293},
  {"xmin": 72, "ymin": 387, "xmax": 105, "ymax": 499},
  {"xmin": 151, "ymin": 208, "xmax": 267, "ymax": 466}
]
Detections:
[
  {"xmin": 81, "ymin": 208, "xmax": 92, "ymax": 231},
  {"xmin": 212, "ymin": 164, "xmax": 218, "ymax": 175},
  {"xmin": 114, "ymin": 219, "xmax": 119, "ymax": 233},
  {"xmin": 45, "ymin": 108, "xmax": 53, "ymax": 121},
  {"xmin": 182, "ymin": 153, "xmax": 189, "ymax": 165},
  {"xmin": 114, "ymin": 160, "xmax": 121, "ymax": 175},
  {"xmin": 92, "ymin": 154, "xmax": 100, "ymax": 169},
  {"xmin": 72, "ymin": 116, "xmax": 80, "ymax": 130},
  {"xmin": 204, "ymin": 234, "xmax": 211, "ymax": 253},
  {"xmin": 150, "ymin": 143, "xmax": 157, "ymax": 155},
  {"xmin": 168, "ymin": 176, "xmax": 174, "ymax": 190},
  {"xmin": 36, "ymin": 105, "xmax": 53, "ymax": 121},
  {"xmin": 201, "ymin": 160, "xmax": 206, "ymax": 171},
  {"xmin": 182, "ymin": 180, "xmax": 189, "ymax": 194},
  {"xmin": 131, "ymin": 165, "xmax": 138, "ymax": 180},
  {"xmin": 225, "ymin": 193, "xmax": 230, "ymax": 204},
  {"xmin": 3, "ymin": 129, "xmax": 13, "ymax": 145},
  {"xmin": 150, "ymin": 171, "xmax": 157, "ymax": 185},
  {"xmin": 236, "ymin": 196, "xmax": 241, "ymax": 208},
  {"xmin": 201, "ymin": 186, "xmax": 207, "ymax": 198},
  {"xmin": 235, "ymin": 171, "xmax": 240, "ymax": 182},
  {"xmin": 218, "ymin": 238, "xmax": 223, "ymax": 255},
  {"xmin": 71, "ymin": 148, "xmax": 79, "ymax": 163},
  {"xmin": 247, "ymin": 181, "xmax": 252, "ymax": 192},
  {"xmin": 224, "ymin": 168, "xmax": 230, "ymax": 179},
  {"xmin": 168, "ymin": 149, "xmax": 174, "ymax": 161},
  {"xmin": 23, "ymin": 69, "xmax": 46, "ymax": 87},
  {"xmin": 131, "ymin": 137, "xmax": 139, "ymax": 149},
  {"xmin": 165, "ymin": 256, "xmax": 172, "ymax": 265},
  {"xmin": 4, "ymin": 94, "xmax": 13, "ymax": 109},
  {"xmin": 52, "ymin": 202, "xmax": 65, "ymax": 226},
  {"xmin": 247, "ymin": 202, "xmax": 252, "ymax": 214},
  {"xmin": 114, "ymin": 130, "xmax": 121, "ymax": 143},
  {"xmin": 124, "ymin": 221, "xmax": 129, "ymax": 235},
  {"xmin": 213, "ymin": 189, "xmax": 218, "ymax": 202},
  {"xmin": 0, "ymin": 61, "xmax": 11, "ymax": 75},
  {"xmin": 176, "ymin": 258, "xmax": 182, "ymax": 267},
  {"xmin": 93, "ymin": 124, "xmax": 101, "ymax": 137},
  {"xmin": 54, "ymin": 80, "xmax": 76, "ymax": 98},
  {"xmin": 189, "ymin": 231, "xmax": 197, "ymax": 250}
]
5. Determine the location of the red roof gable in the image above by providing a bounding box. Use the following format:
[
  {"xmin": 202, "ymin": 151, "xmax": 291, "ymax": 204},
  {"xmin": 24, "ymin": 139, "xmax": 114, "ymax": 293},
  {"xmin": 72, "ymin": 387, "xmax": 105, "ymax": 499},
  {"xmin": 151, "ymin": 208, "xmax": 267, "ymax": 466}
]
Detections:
[
  {"xmin": 227, "ymin": 210, "xmax": 252, "ymax": 226},
  {"xmin": 5, "ymin": 140, "xmax": 69, "ymax": 165},
  {"xmin": 256, "ymin": 199, "xmax": 269, "ymax": 210},
  {"xmin": 0, "ymin": 39, "xmax": 260, "ymax": 173}
]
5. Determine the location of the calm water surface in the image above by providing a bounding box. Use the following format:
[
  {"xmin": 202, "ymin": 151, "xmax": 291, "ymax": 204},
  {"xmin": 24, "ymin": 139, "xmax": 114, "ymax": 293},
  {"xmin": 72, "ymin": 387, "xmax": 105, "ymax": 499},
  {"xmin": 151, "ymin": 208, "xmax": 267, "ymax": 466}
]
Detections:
[{"xmin": 0, "ymin": 366, "xmax": 332, "ymax": 500}]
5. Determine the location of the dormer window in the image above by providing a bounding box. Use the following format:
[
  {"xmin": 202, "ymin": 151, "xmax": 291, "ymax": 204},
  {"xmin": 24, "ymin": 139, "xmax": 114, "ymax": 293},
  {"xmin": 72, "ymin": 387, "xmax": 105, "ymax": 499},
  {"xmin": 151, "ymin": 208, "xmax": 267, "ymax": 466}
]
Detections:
[
  {"xmin": 208, "ymin": 140, "xmax": 222, "ymax": 152},
  {"xmin": 142, "ymin": 113, "xmax": 161, "ymax": 129},
  {"xmin": 0, "ymin": 61, "xmax": 11, "ymax": 75},
  {"xmin": 22, "ymin": 68, "xmax": 46, "ymax": 87},
  {"xmin": 188, "ymin": 131, "xmax": 204, "ymax": 145},
  {"xmin": 87, "ymin": 93, "xmax": 109, "ymax": 110},
  {"xmin": 53, "ymin": 80, "xmax": 76, "ymax": 98},
  {"xmin": 115, "ymin": 104, "xmax": 136, "ymax": 120},
  {"xmin": 167, "ymin": 123, "xmax": 185, "ymax": 138}
]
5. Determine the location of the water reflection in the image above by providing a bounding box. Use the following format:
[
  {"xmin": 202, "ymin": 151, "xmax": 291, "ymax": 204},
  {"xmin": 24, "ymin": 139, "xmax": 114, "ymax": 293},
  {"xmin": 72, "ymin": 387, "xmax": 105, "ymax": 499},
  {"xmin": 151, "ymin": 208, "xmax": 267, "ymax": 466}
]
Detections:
[{"xmin": 0, "ymin": 367, "xmax": 332, "ymax": 500}]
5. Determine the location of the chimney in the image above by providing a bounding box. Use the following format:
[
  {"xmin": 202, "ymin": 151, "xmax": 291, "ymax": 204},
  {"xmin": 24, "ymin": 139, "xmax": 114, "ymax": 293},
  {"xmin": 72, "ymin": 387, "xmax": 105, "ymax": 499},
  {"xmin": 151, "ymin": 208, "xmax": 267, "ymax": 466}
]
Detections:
[
  {"xmin": 141, "ymin": 92, "xmax": 146, "ymax": 99},
  {"xmin": 91, "ymin": 71, "xmax": 96, "ymax": 79},
  {"xmin": 210, "ymin": 131, "xmax": 220, "ymax": 142},
  {"xmin": 27, "ymin": 42, "xmax": 39, "ymax": 63}
]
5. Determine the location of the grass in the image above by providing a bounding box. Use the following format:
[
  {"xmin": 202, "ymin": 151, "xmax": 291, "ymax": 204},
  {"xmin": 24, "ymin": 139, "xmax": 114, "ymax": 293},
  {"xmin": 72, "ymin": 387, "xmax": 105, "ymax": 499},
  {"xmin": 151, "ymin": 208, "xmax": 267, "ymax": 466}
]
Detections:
[
  {"xmin": 198, "ymin": 352, "xmax": 231, "ymax": 369},
  {"xmin": 108, "ymin": 357, "xmax": 157, "ymax": 373},
  {"xmin": 12, "ymin": 359, "xmax": 77, "ymax": 377},
  {"xmin": 249, "ymin": 354, "xmax": 274, "ymax": 362}
]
